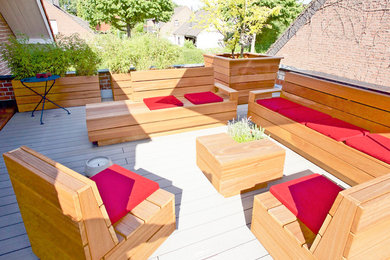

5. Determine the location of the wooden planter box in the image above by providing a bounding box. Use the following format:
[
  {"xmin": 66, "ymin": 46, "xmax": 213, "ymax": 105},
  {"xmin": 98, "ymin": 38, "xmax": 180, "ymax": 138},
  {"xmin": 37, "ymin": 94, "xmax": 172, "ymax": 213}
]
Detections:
[
  {"xmin": 204, "ymin": 53, "xmax": 282, "ymax": 104},
  {"xmin": 12, "ymin": 75, "xmax": 101, "ymax": 112},
  {"xmin": 196, "ymin": 133, "xmax": 285, "ymax": 197}
]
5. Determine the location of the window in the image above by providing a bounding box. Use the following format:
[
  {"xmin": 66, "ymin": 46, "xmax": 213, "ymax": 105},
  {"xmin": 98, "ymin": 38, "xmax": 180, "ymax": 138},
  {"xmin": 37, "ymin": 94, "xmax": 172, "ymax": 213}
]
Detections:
[{"xmin": 50, "ymin": 20, "xmax": 58, "ymax": 35}]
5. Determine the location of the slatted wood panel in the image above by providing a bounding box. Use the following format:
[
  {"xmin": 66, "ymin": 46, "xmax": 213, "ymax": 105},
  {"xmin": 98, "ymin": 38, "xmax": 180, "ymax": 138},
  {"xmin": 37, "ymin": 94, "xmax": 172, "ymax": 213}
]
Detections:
[
  {"xmin": 204, "ymin": 53, "xmax": 282, "ymax": 105},
  {"xmin": 12, "ymin": 76, "xmax": 101, "ymax": 112},
  {"xmin": 196, "ymin": 133, "xmax": 284, "ymax": 197},
  {"xmin": 248, "ymin": 74, "xmax": 390, "ymax": 187},
  {"xmin": 111, "ymin": 73, "xmax": 132, "ymax": 101},
  {"xmin": 2, "ymin": 147, "xmax": 175, "ymax": 260},
  {"xmin": 251, "ymin": 174, "xmax": 390, "ymax": 260}
]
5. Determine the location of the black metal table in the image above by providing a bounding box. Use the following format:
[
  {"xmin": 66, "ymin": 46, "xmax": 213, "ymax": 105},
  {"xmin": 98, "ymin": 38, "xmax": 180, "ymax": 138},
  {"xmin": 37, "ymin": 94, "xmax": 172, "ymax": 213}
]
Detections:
[{"xmin": 21, "ymin": 75, "xmax": 70, "ymax": 124}]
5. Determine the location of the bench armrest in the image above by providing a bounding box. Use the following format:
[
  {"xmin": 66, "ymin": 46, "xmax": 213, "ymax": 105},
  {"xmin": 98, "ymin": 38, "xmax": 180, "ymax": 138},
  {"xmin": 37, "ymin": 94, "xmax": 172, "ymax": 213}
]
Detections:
[
  {"xmin": 248, "ymin": 88, "xmax": 282, "ymax": 103},
  {"xmin": 215, "ymin": 82, "xmax": 239, "ymax": 102}
]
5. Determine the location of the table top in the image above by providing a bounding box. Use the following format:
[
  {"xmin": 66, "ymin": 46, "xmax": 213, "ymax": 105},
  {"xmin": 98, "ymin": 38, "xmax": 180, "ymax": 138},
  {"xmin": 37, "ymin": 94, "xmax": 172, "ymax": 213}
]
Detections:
[{"xmin": 21, "ymin": 75, "xmax": 60, "ymax": 83}]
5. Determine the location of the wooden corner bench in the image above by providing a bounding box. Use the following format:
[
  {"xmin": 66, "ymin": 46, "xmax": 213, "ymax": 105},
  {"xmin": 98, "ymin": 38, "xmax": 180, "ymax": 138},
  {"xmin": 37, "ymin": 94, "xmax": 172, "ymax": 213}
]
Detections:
[
  {"xmin": 251, "ymin": 173, "xmax": 390, "ymax": 259},
  {"xmin": 3, "ymin": 146, "xmax": 175, "ymax": 260},
  {"xmin": 87, "ymin": 67, "xmax": 238, "ymax": 146},
  {"xmin": 248, "ymin": 72, "xmax": 390, "ymax": 186}
]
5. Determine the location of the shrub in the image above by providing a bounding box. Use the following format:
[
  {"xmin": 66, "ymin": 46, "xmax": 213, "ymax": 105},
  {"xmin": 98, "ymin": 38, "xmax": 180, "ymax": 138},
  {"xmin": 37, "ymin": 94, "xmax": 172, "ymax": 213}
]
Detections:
[
  {"xmin": 0, "ymin": 33, "xmax": 100, "ymax": 79},
  {"xmin": 227, "ymin": 117, "xmax": 267, "ymax": 143}
]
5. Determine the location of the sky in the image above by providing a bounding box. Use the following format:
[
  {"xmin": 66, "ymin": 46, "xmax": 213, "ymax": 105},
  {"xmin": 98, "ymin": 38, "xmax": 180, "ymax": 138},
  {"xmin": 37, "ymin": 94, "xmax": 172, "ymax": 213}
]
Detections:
[{"xmin": 173, "ymin": 0, "xmax": 312, "ymax": 10}]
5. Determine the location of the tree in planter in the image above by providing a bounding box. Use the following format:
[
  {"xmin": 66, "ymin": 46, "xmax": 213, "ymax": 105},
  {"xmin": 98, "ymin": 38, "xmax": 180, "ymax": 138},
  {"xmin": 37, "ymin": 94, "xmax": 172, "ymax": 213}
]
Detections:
[
  {"xmin": 78, "ymin": 0, "xmax": 174, "ymax": 38},
  {"xmin": 199, "ymin": 0, "xmax": 281, "ymax": 58}
]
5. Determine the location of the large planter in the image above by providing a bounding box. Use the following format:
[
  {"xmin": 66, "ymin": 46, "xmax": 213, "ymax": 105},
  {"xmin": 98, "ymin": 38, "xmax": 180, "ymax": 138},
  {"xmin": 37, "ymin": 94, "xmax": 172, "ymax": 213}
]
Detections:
[
  {"xmin": 12, "ymin": 75, "xmax": 101, "ymax": 112},
  {"xmin": 204, "ymin": 53, "xmax": 283, "ymax": 104},
  {"xmin": 196, "ymin": 133, "xmax": 285, "ymax": 197}
]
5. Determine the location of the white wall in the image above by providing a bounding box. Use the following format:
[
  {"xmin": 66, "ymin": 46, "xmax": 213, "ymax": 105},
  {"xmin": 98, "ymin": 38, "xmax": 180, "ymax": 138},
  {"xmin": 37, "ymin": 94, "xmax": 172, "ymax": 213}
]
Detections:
[
  {"xmin": 196, "ymin": 30, "xmax": 223, "ymax": 49},
  {"xmin": 173, "ymin": 34, "xmax": 185, "ymax": 46}
]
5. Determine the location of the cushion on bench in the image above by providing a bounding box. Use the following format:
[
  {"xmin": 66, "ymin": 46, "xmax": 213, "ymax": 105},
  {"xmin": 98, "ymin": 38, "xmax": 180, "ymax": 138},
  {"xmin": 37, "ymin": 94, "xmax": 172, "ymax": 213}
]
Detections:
[
  {"xmin": 306, "ymin": 117, "xmax": 369, "ymax": 142},
  {"xmin": 345, "ymin": 134, "xmax": 390, "ymax": 164},
  {"xmin": 184, "ymin": 91, "xmax": 223, "ymax": 105},
  {"xmin": 143, "ymin": 95, "xmax": 184, "ymax": 110},
  {"xmin": 270, "ymin": 174, "xmax": 343, "ymax": 234},
  {"xmin": 91, "ymin": 164, "xmax": 160, "ymax": 224},
  {"xmin": 256, "ymin": 97, "xmax": 302, "ymax": 112},
  {"xmin": 278, "ymin": 106, "xmax": 332, "ymax": 124}
]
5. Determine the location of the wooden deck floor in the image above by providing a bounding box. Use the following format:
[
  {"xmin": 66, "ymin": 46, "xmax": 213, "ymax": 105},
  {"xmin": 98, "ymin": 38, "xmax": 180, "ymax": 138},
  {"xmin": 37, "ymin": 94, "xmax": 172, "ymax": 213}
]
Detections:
[{"xmin": 0, "ymin": 105, "xmax": 349, "ymax": 260}]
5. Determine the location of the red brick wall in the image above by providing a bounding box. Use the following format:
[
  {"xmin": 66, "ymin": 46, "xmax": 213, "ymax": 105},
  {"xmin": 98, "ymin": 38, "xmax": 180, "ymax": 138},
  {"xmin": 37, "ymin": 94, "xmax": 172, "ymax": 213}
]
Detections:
[
  {"xmin": 0, "ymin": 79, "xmax": 14, "ymax": 101},
  {"xmin": 98, "ymin": 70, "xmax": 111, "ymax": 90},
  {"xmin": 274, "ymin": 0, "xmax": 390, "ymax": 87},
  {"xmin": 0, "ymin": 13, "xmax": 14, "ymax": 75}
]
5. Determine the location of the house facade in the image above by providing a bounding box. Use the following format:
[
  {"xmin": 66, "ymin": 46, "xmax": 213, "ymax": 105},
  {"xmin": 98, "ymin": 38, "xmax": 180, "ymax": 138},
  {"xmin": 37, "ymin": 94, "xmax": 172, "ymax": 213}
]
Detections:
[{"xmin": 267, "ymin": 0, "xmax": 390, "ymax": 91}]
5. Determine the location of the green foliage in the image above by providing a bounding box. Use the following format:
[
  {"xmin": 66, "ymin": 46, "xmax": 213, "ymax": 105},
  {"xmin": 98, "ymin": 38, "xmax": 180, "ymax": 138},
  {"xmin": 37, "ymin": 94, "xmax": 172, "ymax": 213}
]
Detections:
[
  {"xmin": 78, "ymin": 0, "xmax": 174, "ymax": 37},
  {"xmin": 199, "ymin": 0, "xmax": 281, "ymax": 57},
  {"xmin": 227, "ymin": 117, "xmax": 267, "ymax": 143},
  {"xmin": 255, "ymin": 0, "xmax": 304, "ymax": 53},
  {"xmin": 1, "ymin": 34, "xmax": 99, "ymax": 79},
  {"xmin": 59, "ymin": 0, "xmax": 79, "ymax": 15},
  {"xmin": 90, "ymin": 33, "xmax": 183, "ymax": 72}
]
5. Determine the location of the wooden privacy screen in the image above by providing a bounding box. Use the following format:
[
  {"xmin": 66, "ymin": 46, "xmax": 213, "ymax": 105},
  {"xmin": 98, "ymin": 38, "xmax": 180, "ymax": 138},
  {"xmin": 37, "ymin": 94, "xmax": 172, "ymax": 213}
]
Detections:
[
  {"xmin": 12, "ymin": 76, "xmax": 101, "ymax": 112},
  {"xmin": 111, "ymin": 67, "xmax": 215, "ymax": 101}
]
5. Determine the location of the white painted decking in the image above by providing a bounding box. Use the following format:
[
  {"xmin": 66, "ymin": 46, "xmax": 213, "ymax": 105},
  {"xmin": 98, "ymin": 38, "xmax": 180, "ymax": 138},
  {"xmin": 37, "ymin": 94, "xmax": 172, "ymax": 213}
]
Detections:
[{"xmin": 0, "ymin": 105, "xmax": 349, "ymax": 260}]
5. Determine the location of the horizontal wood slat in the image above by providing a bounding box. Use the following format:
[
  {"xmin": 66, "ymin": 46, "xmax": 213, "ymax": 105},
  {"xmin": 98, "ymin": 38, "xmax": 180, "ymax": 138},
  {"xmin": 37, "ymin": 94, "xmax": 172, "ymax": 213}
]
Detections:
[
  {"xmin": 12, "ymin": 76, "xmax": 101, "ymax": 112},
  {"xmin": 131, "ymin": 67, "xmax": 213, "ymax": 82}
]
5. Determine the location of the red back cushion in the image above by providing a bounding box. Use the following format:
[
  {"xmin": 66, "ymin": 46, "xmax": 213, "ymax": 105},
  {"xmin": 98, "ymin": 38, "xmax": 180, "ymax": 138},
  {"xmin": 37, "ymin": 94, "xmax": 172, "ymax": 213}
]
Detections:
[
  {"xmin": 278, "ymin": 106, "xmax": 332, "ymax": 124},
  {"xmin": 184, "ymin": 91, "xmax": 223, "ymax": 105},
  {"xmin": 143, "ymin": 95, "xmax": 183, "ymax": 110},
  {"xmin": 345, "ymin": 134, "xmax": 390, "ymax": 164},
  {"xmin": 91, "ymin": 164, "xmax": 159, "ymax": 224},
  {"xmin": 270, "ymin": 174, "xmax": 343, "ymax": 234},
  {"xmin": 256, "ymin": 97, "xmax": 302, "ymax": 112},
  {"xmin": 306, "ymin": 117, "xmax": 369, "ymax": 142}
]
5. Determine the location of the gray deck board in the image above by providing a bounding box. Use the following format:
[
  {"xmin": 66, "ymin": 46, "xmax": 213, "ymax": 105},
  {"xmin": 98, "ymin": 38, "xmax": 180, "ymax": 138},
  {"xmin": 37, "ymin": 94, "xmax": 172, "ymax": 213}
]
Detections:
[{"xmin": 0, "ymin": 105, "xmax": 348, "ymax": 259}]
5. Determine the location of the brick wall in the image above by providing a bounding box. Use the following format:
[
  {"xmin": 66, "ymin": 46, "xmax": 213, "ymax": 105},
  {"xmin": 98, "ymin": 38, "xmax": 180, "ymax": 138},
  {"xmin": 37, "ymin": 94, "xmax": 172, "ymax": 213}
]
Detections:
[
  {"xmin": 272, "ymin": 0, "xmax": 390, "ymax": 88},
  {"xmin": 0, "ymin": 12, "xmax": 14, "ymax": 75},
  {"xmin": 98, "ymin": 69, "xmax": 111, "ymax": 90},
  {"xmin": 0, "ymin": 78, "xmax": 14, "ymax": 101}
]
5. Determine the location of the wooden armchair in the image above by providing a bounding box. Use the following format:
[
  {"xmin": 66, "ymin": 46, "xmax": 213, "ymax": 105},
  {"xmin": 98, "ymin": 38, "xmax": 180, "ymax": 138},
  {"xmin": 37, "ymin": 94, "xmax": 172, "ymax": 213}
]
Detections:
[
  {"xmin": 251, "ymin": 173, "xmax": 390, "ymax": 259},
  {"xmin": 3, "ymin": 146, "xmax": 175, "ymax": 260}
]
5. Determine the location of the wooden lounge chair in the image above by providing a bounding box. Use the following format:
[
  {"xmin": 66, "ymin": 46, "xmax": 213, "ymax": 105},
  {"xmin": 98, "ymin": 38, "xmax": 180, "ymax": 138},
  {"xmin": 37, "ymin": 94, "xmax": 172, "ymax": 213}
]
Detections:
[
  {"xmin": 251, "ymin": 173, "xmax": 390, "ymax": 259},
  {"xmin": 247, "ymin": 72, "xmax": 390, "ymax": 186},
  {"xmin": 86, "ymin": 67, "xmax": 238, "ymax": 146},
  {"xmin": 3, "ymin": 146, "xmax": 175, "ymax": 260}
]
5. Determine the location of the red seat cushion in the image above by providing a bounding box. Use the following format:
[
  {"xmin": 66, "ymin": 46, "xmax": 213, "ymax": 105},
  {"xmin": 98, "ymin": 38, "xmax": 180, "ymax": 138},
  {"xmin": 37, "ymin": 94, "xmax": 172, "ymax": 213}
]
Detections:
[
  {"xmin": 306, "ymin": 117, "xmax": 369, "ymax": 142},
  {"xmin": 345, "ymin": 134, "xmax": 390, "ymax": 164},
  {"xmin": 91, "ymin": 164, "xmax": 159, "ymax": 224},
  {"xmin": 278, "ymin": 106, "xmax": 332, "ymax": 124},
  {"xmin": 256, "ymin": 97, "xmax": 302, "ymax": 112},
  {"xmin": 184, "ymin": 91, "xmax": 223, "ymax": 105},
  {"xmin": 143, "ymin": 95, "xmax": 183, "ymax": 110},
  {"xmin": 270, "ymin": 174, "xmax": 343, "ymax": 234}
]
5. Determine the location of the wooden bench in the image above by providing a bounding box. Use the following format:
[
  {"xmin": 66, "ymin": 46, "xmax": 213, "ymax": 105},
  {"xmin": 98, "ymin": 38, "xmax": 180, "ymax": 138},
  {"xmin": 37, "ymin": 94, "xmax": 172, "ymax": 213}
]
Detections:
[
  {"xmin": 248, "ymin": 72, "xmax": 390, "ymax": 186},
  {"xmin": 251, "ymin": 173, "xmax": 390, "ymax": 259},
  {"xmin": 3, "ymin": 146, "xmax": 175, "ymax": 260},
  {"xmin": 87, "ymin": 67, "xmax": 238, "ymax": 146}
]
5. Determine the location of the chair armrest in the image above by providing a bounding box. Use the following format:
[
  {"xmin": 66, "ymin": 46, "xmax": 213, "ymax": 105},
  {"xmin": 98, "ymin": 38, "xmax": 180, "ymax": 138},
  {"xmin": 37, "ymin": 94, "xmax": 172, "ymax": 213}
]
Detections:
[
  {"xmin": 215, "ymin": 82, "xmax": 239, "ymax": 102},
  {"xmin": 248, "ymin": 88, "xmax": 282, "ymax": 103}
]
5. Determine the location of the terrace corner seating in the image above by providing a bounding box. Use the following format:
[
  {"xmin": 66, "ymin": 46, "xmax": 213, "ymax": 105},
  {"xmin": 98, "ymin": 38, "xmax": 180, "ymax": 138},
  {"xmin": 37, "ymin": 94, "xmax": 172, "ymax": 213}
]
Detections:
[
  {"xmin": 3, "ymin": 146, "xmax": 175, "ymax": 260},
  {"xmin": 86, "ymin": 67, "xmax": 239, "ymax": 146},
  {"xmin": 248, "ymin": 72, "xmax": 390, "ymax": 187},
  {"xmin": 251, "ymin": 172, "xmax": 390, "ymax": 259}
]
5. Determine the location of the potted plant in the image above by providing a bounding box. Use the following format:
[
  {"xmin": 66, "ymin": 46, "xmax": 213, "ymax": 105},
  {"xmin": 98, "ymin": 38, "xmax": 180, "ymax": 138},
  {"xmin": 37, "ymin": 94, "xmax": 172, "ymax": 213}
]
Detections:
[
  {"xmin": 196, "ymin": 117, "xmax": 285, "ymax": 197},
  {"xmin": 199, "ymin": 0, "xmax": 283, "ymax": 104}
]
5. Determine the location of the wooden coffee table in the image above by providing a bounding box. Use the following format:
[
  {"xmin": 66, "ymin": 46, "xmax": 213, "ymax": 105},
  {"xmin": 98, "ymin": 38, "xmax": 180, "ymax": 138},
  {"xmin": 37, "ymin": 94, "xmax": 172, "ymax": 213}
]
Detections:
[{"xmin": 196, "ymin": 133, "xmax": 285, "ymax": 197}]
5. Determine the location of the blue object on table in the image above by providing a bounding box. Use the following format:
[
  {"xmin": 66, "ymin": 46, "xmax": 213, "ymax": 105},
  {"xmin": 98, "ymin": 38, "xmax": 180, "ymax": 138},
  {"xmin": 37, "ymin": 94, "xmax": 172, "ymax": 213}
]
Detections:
[{"xmin": 21, "ymin": 75, "xmax": 70, "ymax": 125}]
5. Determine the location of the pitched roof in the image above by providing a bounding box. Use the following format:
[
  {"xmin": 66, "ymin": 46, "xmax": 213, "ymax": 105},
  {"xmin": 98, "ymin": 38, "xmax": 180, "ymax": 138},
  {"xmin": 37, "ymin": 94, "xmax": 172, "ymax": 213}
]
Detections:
[{"xmin": 173, "ymin": 10, "xmax": 208, "ymax": 37}]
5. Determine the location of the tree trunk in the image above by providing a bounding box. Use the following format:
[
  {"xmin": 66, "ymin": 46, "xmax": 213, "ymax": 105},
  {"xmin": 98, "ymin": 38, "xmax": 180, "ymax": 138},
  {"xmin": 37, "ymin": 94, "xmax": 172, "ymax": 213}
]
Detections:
[
  {"xmin": 126, "ymin": 24, "xmax": 132, "ymax": 38},
  {"xmin": 231, "ymin": 49, "xmax": 235, "ymax": 59},
  {"xmin": 240, "ymin": 43, "xmax": 244, "ymax": 58},
  {"xmin": 251, "ymin": 33, "xmax": 256, "ymax": 53}
]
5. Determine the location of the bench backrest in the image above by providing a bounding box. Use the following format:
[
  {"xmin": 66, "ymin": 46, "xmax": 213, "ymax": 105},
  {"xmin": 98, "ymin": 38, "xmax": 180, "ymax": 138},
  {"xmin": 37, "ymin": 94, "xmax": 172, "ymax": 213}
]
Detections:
[
  {"xmin": 3, "ymin": 146, "xmax": 118, "ymax": 260},
  {"xmin": 282, "ymin": 72, "xmax": 390, "ymax": 134},
  {"xmin": 111, "ymin": 67, "xmax": 215, "ymax": 102},
  {"xmin": 311, "ymin": 173, "xmax": 390, "ymax": 259}
]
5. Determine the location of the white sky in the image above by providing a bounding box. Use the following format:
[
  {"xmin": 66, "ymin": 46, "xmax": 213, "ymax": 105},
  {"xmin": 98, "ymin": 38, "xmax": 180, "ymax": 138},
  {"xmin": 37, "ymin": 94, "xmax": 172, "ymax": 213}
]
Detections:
[{"xmin": 173, "ymin": 0, "xmax": 312, "ymax": 10}]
